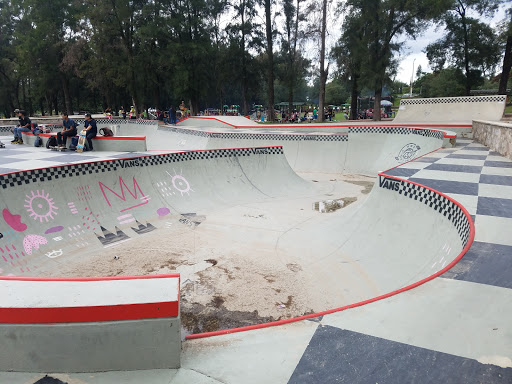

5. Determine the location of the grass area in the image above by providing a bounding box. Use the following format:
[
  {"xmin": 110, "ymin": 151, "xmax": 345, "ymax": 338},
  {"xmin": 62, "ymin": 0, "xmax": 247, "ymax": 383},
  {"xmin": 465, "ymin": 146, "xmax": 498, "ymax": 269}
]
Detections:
[{"xmin": 505, "ymin": 104, "xmax": 512, "ymax": 113}]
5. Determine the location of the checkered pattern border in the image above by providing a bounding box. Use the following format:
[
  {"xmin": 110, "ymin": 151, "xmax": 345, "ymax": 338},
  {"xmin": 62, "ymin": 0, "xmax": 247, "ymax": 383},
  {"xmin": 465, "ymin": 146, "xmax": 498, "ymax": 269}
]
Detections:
[
  {"xmin": 0, "ymin": 126, "xmax": 16, "ymax": 133},
  {"xmin": 400, "ymin": 95, "xmax": 506, "ymax": 105},
  {"xmin": 79, "ymin": 119, "xmax": 158, "ymax": 126},
  {"xmin": 161, "ymin": 126, "xmax": 348, "ymax": 142},
  {"xmin": 349, "ymin": 126, "xmax": 444, "ymax": 140},
  {"xmin": 0, "ymin": 125, "xmax": 58, "ymax": 134},
  {"xmin": 0, "ymin": 147, "xmax": 284, "ymax": 189},
  {"xmin": 379, "ymin": 176, "xmax": 471, "ymax": 247}
]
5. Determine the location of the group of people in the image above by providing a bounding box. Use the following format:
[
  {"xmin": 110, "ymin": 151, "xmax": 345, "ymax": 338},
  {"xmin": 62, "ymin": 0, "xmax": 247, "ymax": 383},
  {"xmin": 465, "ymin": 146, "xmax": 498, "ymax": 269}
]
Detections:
[
  {"xmin": 56, "ymin": 113, "xmax": 97, "ymax": 151},
  {"xmin": 10, "ymin": 109, "xmax": 97, "ymax": 151},
  {"xmin": 157, "ymin": 106, "xmax": 177, "ymax": 124},
  {"xmin": 103, "ymin": 106, "xmax": 138, "ymax": 119},
  {"xmin": 156, "ymin": 101, "xmax": 188, "ymax": 124}
]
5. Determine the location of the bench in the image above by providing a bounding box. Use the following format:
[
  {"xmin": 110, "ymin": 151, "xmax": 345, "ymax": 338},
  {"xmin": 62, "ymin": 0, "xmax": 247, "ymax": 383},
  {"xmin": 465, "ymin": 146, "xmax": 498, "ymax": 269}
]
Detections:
[{"xmin": 21, "ymin": 131, "xmax": 147, "ymax": 152}]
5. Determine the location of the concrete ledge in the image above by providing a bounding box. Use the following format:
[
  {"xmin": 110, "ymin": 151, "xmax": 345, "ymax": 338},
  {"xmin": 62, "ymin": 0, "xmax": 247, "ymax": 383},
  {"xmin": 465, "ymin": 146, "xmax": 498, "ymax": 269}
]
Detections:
[
  {"xmin": 394, "ymin": 95, "xmax": 506, "ymax": 124},
  {"xmin": 473, "ymin": 120, "xmax": 512, "ymax": 160},
  {"xmin": 21, "ymin": 131, "xmax": 147, "ymax": 152},
  {"xmin": 0, "ymin": 275, "xmax": 181, "ymax": 372}
]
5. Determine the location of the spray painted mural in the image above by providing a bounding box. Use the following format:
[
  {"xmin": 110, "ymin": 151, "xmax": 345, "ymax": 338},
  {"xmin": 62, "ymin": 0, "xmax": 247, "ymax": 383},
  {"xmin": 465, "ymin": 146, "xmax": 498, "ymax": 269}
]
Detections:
[{"xmin": 0, "ymin": 147, "xmax": 283, "ymax": 276}]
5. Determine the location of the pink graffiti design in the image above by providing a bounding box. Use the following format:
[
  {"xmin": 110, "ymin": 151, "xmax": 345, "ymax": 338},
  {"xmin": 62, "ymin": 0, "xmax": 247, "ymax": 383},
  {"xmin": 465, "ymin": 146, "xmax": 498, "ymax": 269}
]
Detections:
[
  {"xmin": 99, "ymin": 176, "xmax": 149, "ymax": 212},
  {"xmin": 23, "ymin": 234, "xmax": 48, "ymax": 255},
  {"xmin": 24, "ymin": 190, "xmax": 58, "ymax": 222},
  {"xmin": 82, "ymin": 207, "xmax": 100, "ymax": 231},
  {"xmin": 2, "ymin": 208, "xmax": 27, "ymax": 232},
  {"xmin": 76, "ymin": 185, "xmax": 93, "ymax": 201}
]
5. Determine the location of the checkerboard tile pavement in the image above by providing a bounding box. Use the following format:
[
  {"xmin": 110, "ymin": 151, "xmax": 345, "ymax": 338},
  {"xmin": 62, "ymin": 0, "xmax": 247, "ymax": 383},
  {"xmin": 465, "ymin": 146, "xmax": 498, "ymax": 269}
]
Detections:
[{"xmin": 384, "ymin": 138, "xmax": 512, "ymax": 286}]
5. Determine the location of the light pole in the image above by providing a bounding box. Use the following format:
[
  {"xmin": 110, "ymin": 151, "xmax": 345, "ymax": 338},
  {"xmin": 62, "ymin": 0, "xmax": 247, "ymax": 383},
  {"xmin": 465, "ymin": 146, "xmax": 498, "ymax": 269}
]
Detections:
[{"xmin": 410, "ymin": 58, "xmax": 416, "ymax": 97}]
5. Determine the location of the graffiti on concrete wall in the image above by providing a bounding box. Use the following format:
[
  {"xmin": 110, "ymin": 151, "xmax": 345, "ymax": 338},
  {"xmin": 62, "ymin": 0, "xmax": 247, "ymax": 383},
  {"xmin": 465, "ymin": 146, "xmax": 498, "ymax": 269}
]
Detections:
[
  {"xmin": 24, "ymin": 190, "xmax": 58, "ymax": 222},
  {"xmin": 395, "ymin": 143, "xmax": 421, "ymax": 162},
  {"xmin": 3, "ymin": 209, "xmax": 27, "ymax": 232},
  {"xmin": 99, "ymin": 176, "xmax": 149, "ymax": 212}
]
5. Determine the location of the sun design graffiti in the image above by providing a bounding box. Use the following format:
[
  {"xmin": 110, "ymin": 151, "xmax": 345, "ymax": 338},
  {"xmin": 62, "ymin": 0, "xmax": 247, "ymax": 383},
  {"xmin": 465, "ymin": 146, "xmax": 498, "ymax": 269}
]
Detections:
[
  {"xmin": 167, "ymin": 170, "xmax": 194, "ymax": 196},
  {"xmin": 24, "ymin": 190, "xmax": 59, "ymax": 222}
]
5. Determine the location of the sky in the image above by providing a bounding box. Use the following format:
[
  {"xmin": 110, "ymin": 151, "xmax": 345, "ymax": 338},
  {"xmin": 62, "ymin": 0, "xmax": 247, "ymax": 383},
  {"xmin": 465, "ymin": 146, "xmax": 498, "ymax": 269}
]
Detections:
[{"xmin": 395, "ymin": 4, "xmax": 509, "ymax": 84}]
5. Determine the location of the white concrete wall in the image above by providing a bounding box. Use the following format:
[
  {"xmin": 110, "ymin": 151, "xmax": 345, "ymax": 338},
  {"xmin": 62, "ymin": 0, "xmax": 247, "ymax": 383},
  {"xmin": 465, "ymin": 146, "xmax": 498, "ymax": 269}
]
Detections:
[{"xmin": 394, "ymin": 95, "xmax": 506, "ymax": 123}]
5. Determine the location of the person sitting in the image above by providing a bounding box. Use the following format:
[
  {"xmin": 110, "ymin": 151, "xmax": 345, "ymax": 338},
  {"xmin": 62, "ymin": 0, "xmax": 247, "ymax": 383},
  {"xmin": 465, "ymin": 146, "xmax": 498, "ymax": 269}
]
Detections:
[
  {"xmin": 12, "ymin": 110, "xmax": 31, "ymax": 144},
  {"xmin": 83, "ymin": 113, "xmax": 97, "ymax": 151},
  {"xmin": 57, "ymin": 112, "xmax": 78, "ymax": 148}
]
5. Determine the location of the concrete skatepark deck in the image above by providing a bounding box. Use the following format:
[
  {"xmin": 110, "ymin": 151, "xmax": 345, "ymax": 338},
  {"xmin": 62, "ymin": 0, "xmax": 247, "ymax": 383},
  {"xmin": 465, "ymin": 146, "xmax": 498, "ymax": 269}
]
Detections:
[{"xmin": 0, "ymin": 109, "xmax": 511, "ymax": 382}]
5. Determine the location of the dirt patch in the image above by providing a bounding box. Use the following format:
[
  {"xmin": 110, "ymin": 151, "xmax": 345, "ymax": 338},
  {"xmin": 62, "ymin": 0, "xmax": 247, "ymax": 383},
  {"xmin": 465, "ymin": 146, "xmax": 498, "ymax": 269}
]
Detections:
[
  {"xmin": 181, "ymin": 302, "xmax": 276, "ymax": 336},
  {"xmin": 286, "ymin": 263, "xmax": 302, "ymax": 272},
  {"xmin": 345, "ymin": 180, "xmax": 374, "ymax": 194},
  {"xmin": 211, "ymin": 295, "xmax": 225, "ymax": 308},
  {"xmin": 340, "ymin": 196, "xmax": 358, "ymax": 207}
]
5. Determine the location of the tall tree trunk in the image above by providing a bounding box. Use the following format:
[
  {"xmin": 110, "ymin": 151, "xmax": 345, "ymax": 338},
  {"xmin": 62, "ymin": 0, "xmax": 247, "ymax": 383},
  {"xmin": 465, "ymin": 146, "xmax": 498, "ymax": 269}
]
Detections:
[
  {"xmin": 318, "ymin": 0, "xmax": 328, "ymax": 123},
  {"xmin": 241, "ymin": 2, "xmax": 249, "ymax": 116},
  {"xmin": 373, "ymin": 85, "xmax": 382, "ymax": 121},
  {"xmin": 190, "ymin": 98, "xmax": 199, "ymax": 116},
  {"xmin": 39, "ymin": 98, "xmax": 45, "ymax": 117},
  {"xmin": 27, "ymin": 78, "xmax": 33, "ymax": 116},
  {"xmin": 22, "ymin": 79, "xmax": 26, "ymax": 110},
  {"xmin": 265, "ymin": 0, "xmax": 275, "ymax": 122},
  {"xmin": 350, "ymin": 74, "xmax": 359, "ymax": 120},
  {"xmin": 45, "ymin": 94, "xmax": 52, "ymax": 116},
  {"xmin": 498, "ymin": 35, "xmax": 512, "ymax": 95},
  {"xmin": 60, "ymin": 73, "xmax": 73, "ymax": 115},
  {"xmin": 461, "ymin": 11, "xmax": 471, "ymax": 96},
  {"xmin": 53, "ymin": 94, "xmax": 59, "ymax": 115}
]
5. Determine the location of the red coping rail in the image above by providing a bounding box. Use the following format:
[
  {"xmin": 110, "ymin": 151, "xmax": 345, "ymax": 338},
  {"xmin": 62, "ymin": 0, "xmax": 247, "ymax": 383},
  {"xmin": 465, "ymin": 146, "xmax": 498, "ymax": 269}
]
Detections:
[
  {"xmin": 0, "ymin": 274, "xmax": 180, "ymax": 324},
  {"xmin": 185, "ymin": 148, "xmax": 475, "ymax": 340}
]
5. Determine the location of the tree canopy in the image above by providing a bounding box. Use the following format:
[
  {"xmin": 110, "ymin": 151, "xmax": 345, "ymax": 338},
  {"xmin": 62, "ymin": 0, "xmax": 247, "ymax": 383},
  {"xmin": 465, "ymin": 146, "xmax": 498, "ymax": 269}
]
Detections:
[{"xmin": 0, "ymin": 0, "xmax": 508, "ymax": 119}]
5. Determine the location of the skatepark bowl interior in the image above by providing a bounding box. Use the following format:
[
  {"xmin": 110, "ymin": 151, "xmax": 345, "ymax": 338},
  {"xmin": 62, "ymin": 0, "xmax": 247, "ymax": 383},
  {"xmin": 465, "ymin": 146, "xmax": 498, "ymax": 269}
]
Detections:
[{"xmin": 0, "ymin": 95, "xmax": 511, "ymax": 383}]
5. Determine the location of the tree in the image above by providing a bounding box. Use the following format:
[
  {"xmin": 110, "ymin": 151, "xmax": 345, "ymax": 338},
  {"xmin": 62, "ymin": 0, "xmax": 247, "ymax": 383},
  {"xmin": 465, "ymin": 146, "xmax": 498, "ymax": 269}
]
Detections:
[
  {"xmin": 333, "ymin": 12, "xmax": 365, "ymax": 120},
  {"xmin": 498, "ymin": 6, "xmax": 512, "ymax": 95},
  {"xmin": 426, "ymin": 0, "xmax": 503, "ymax": 95},
  {"xmin": 226, "ymin": 0, "xmax": 262, "ymax": 115},
  {"xmin": 264, "ymin": 0, "xmax": 275, "ymax": 122},
  {"xmin": 345, "ymin": 0, "xmax": 451, "ymax": 121},
  {"xmin": 317, "ymin": 0, "xmax": 328, "ymax": 123},
  {"xmin": 278, "ymin": 0, "xmax": 306, "ymax": 113}
]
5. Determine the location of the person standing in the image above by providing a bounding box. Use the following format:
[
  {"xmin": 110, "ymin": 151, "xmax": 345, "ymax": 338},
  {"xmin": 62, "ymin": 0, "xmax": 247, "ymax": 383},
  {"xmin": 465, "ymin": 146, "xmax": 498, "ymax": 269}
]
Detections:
[
  {"xmin": 129, "ymin": 106, "xmax": 136, "ymax": 119},
  {"xmin": 82, "ymin": 113, "xmax": 97, "ymax": 151},
  {"xmin": 12, "ymin": 110, "xmax": 31, "ymax": 144},
  {"xmin": 169, "ymin": 106, "xmax": 176, "ymax": 124},
  {"xmin": 120, "ymin": 106, "xmax": 126, "ymax": 119},
  {"xmin": 57, "ymin": 112, "xmax": 78, "ymax": 148}
]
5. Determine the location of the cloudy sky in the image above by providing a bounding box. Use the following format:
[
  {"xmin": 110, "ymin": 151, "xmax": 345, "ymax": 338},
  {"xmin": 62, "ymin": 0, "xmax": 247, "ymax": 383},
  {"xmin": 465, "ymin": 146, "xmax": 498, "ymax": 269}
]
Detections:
[{"xmin": 395, "ymin": 4, "xmax": 509, "ymax": 84}]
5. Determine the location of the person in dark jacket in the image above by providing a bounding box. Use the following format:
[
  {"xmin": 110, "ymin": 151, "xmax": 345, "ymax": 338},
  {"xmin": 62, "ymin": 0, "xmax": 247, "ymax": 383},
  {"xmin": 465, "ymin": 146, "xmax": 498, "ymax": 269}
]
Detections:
[
  {"xmin": 83, "ymin": 113, "xmax": 97, "ymax": 151},
  {"xmin": 12, "ymin": 110, "xmax": 31, "ymax": 144},
  {"xmin": 57, "ymin": 112, "xmax": 78, "ymax": 148}
]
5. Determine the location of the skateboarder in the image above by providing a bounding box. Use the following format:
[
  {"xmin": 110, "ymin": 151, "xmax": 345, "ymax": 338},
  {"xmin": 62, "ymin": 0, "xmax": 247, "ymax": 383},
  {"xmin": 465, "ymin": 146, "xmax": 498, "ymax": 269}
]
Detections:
[
  {"xmin": 83, "ymin": 113, "xmax": 97, "ymax": 151},
  {"xmin": 12, "ymin": 110, "xmax": 31, "ymax": 144},
  {"xmin": 57, "ymin": 112, "xmax": 78, "ymax": 148}
]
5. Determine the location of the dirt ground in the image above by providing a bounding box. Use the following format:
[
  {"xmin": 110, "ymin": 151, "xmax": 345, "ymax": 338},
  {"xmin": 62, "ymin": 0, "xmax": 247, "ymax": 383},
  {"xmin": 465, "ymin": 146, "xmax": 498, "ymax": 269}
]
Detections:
[{"xmin": 44, "ymin": 174, "xmax": 375, "ymax": 334}]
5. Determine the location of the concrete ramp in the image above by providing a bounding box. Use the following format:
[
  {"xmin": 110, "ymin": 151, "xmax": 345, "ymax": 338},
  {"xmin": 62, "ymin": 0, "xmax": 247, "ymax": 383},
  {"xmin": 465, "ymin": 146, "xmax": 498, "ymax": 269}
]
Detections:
[
  {"xmin": 139, "ymin": 125, "xmax": 448, "ymax": 175},
  {"xmin": 178, "ymin": 116, "xmax": 260, "ymax": 128},
  {"xmin": 394, "ymin": 95, "xmax": 506, "ymax": 123}
]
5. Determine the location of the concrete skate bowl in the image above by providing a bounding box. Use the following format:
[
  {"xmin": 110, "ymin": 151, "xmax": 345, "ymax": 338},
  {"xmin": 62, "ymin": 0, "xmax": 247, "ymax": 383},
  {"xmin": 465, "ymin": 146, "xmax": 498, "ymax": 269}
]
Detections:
[{"xmin": 0, "ymin": 123, "xmax": 473, "ymax": 346}]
